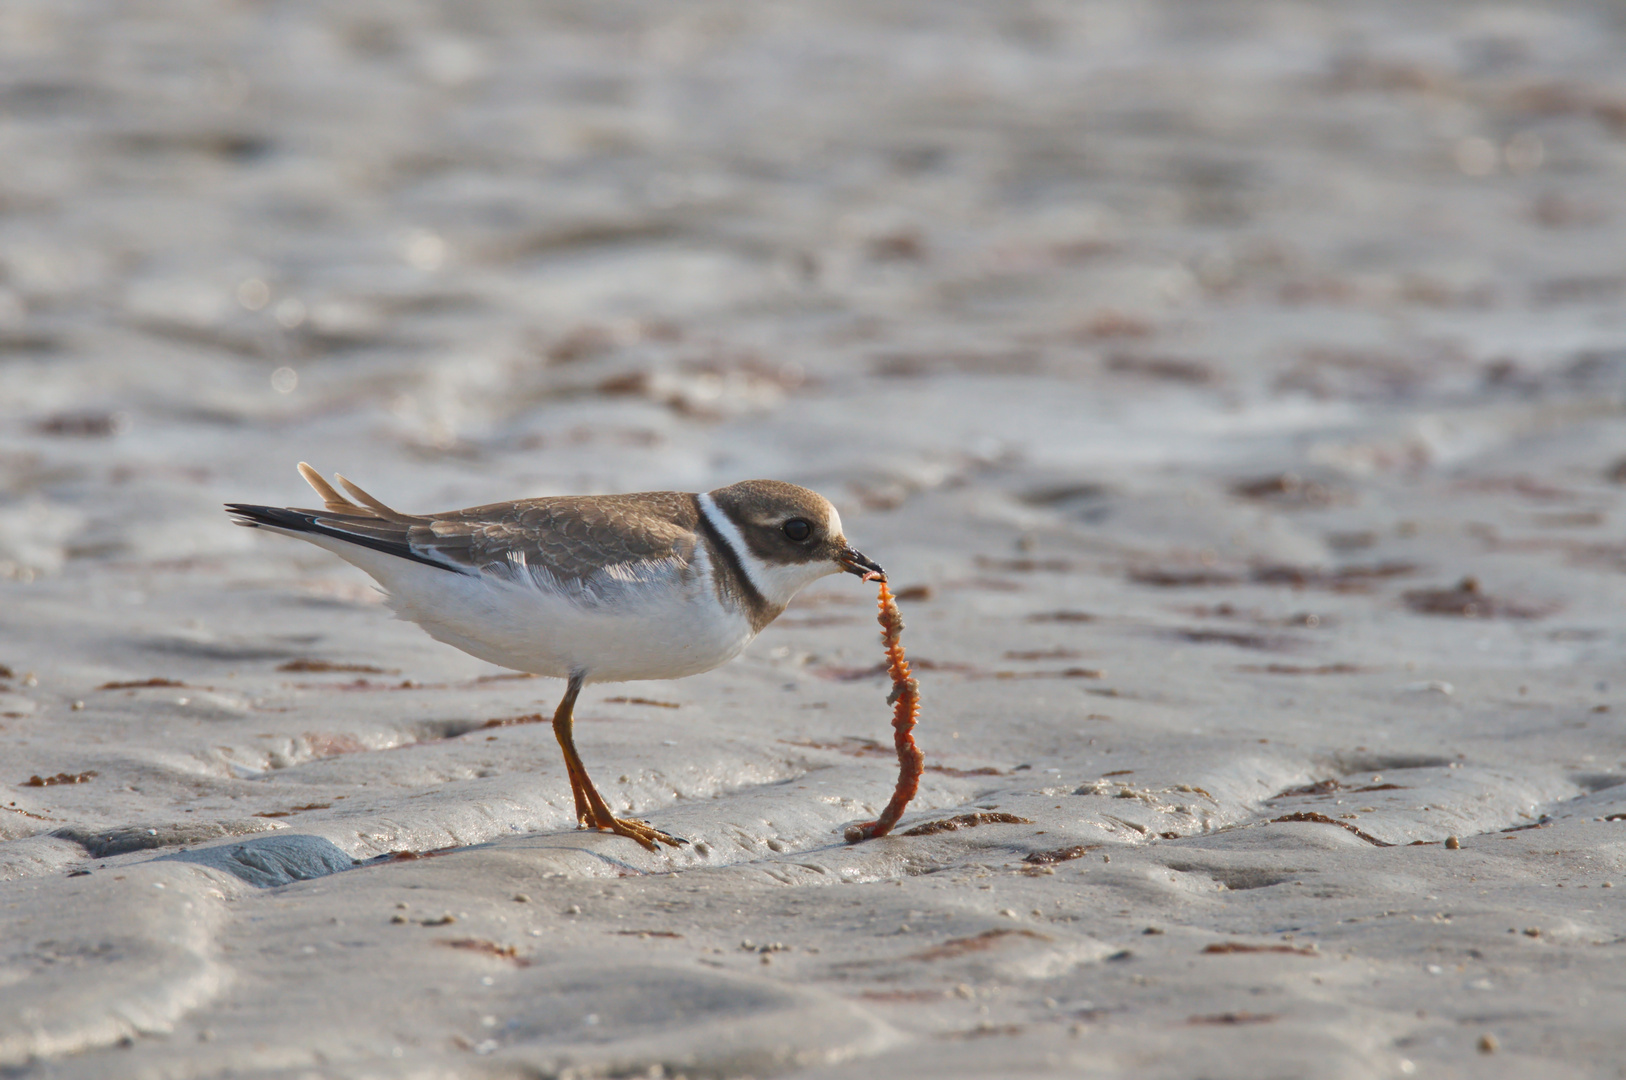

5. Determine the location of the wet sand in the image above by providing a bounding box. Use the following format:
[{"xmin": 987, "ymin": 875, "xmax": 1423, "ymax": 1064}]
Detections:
[{"xmin": 4, "ymin": 2, "xmax": 1626, "ymax": 1076}]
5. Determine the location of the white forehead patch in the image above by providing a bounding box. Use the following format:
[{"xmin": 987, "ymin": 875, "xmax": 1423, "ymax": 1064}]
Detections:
[{"xmin": 826, "ymin": 504, "xmax": 844, "ymax": 540}]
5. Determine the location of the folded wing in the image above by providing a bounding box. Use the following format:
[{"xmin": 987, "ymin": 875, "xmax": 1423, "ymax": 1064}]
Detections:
[{"xmin": 227, "ymin": 464, "xmax": 701, "ymax": 604}]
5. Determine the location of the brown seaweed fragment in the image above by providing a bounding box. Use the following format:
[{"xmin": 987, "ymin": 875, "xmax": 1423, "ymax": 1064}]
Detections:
[
  {"xmin": 986, "ymin": 667, "xmax": 1104, "ymax": 680},
  {"xmin": 277, "ymin": 659, "xmax": 395, "ymax": 674},
  {"xmin": 1022, "ymin": 844, "xmax": 1101, "ymax": 865},
  {"xmin": 1202, "ymin": 942, "xmax": 1318, "ymax": 956},
  {"xmin": 1131, "ymin": 568, "xmax": 1243, "ymax": 588},
  {"xmin": 1188, "ymin": 1011, "xmax": 1280, "ymax": 1024},
  {"xmin": 97, "ymin": 678, "xmax": 185, "ymax": 690},
  {"xmin": 1402, "ymin": 577, "xmax": 1556, "ymax": 619},
  {"xmin": 1251, "ymin": 562, "xmax": 1418, "ymax": 591},
  {"xmin": 35, "ymin": 412, "xmax": 124, "ymax": 438},
  {"xmin": 856, "ymin": 989, "xmax": 947, "ymax": 1003},
  {"xmin": 782, "ymin": 736, "xmax": 890, "ymax": 757},
  {"xmin": 976, "ymin": 556, "xmax": 1074, "ymax": 573},
  {"xmin": 908, "ymin": 928, "xmax": 1049, "ymax": 961},
  {"xmin": 1271, "ymin": 779, "xmax": 1341, "ymax": 798},
  {"xmin": 478, "ymin": 713, "xmax": 547, "ymax": 730},
  {"xmin": 902, "ymin": 812, "xmax": 1032, "ymax": 836},
  {"xmin": 938, "ymin": 1023, "xmax": 1026, "ymax": 1040},
  {"xmin": 1171, "ymin": 629, "xmax": 1294, "ymax": 651},
  {"xmin": 1271, "ymin": 810, "xmax": 1392, "ymax": 847},
  {"xmin": 441, "ymin": 938, "xmax": 530, "ymax": 965},
  {"xmin": 1231, "ymin": 472, "xmax": 1346, "ymax": 508},
  {"xmin": 1026, "ymin": 610, "xmax": 1096, "ymax": 623},
  {"xmin": 1106, "ymin": 352, "xmax": 1217, "ymax": 384},
  {"xmin": 253, "ymin": 802, "xmax": 331, "ymax": 818},
  {"xmin": 24, "ymin": 771, "xmax": 97, "ymax": 787},
  {"xmin": 844, "ymin": 578, "xmax": 925, "ymax": 843},
  {"xmin": 379, "ymin": 846, "xmax": 462, "ymax": 862}
]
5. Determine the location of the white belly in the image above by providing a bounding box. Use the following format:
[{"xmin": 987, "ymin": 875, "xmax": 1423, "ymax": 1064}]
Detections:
[
  {"xmin": 394, "ymin": 566, "xmax": 757, "ymax": 682},
  {"xmin": 285, "ymin": 530, "xmax": 758, "ymax": 682}
]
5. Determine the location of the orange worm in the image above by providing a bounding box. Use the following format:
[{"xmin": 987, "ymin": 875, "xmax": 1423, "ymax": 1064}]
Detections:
[{"xmin": 844, "ymin": 576, "xmax": 923, "ymax": 842}]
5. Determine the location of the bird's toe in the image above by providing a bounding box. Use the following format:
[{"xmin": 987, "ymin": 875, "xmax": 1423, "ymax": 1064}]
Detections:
[{"xmin": 589, "ymin": 813, "xmax": 687, "ymax": 851}]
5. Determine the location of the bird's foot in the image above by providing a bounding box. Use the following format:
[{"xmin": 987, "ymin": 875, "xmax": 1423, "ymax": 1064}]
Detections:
[{"xmin": 582, "ymin": 813, "xmax": 687, "ymax": 852}]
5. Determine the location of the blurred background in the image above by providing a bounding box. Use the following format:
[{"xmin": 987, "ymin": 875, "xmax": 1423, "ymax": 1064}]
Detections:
[
  {"xmin": 2, "ymin": 0, "xmax": 1624, "ymax": 580},
  {"xmin": 6, "ymin": 6, "xmax": 1626, "ymax": 1073}
]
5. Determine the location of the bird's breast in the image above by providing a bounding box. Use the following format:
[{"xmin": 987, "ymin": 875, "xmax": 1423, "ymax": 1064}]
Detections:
[{"xmin": 391, "ymin": 553, "xmax": 761, "ymax": 682}]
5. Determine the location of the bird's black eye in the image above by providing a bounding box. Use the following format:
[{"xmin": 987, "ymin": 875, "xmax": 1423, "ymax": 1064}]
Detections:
[{"xmin": 782, "ymin": 518, "xmax": 813, "ymax": 542}]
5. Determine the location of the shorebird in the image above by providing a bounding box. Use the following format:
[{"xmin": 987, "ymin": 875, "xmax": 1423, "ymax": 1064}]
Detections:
[{"xmin": 226, "ymin": 465, "xmax": 884, "ymax": 850}]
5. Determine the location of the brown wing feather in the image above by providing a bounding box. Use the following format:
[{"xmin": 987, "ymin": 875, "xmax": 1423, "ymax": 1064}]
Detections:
[
  {"xmin": 293, "ymin": 464, "xmax": 701, "ymax": 587},
  {"xmin": 413, "ymin": 492, "xmax": 701, "ymax": 584},
  {"xmin": 285, "ymin": 463, "xmax": 430, "ymax": 551},
  {"xmin": 296, "ymin": 463, "xmax": 354, "ymax": 514},
  {"xmin": 335, "ymin": 473, "xmax": 417, "ymax": 522}
]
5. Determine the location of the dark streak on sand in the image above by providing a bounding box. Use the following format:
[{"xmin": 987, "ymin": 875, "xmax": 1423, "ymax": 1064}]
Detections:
[
  {"xmin": 975, "ymin": 556, "xmax": 1074, "ymax": 573},
  {"xmin": 1202, "ymin": 942, "xmax": 1317, "ymax": 956},
  {"xmin": 377, "ymin": 846, "xmax": 463, "ymax": 863},
  {"xmin": 97, "ymin": 678, "xmax": 185, "ymax": 690},
  {"xmin": 988, "ymin": 667, "xmax": 1104, "ymax": 680},
  {"xmin": 1170, "ymin": 629, "xmax": 1296, "ymax": 651},
  {"xmin": 908, "ymin": 928, "xmax": 1050, "ymax": 961},
  {"xmin": 1188, "ymin": 1011, "xmax": 1280, "ymax": 1025},
  {"xmin": 277, "ymin": 659, "xmax": 396, "ymax": 674},
  {"xmin": 1022, "ymin": 844, "xmax": 1101, "ymax": 865},
  {"xmin": 902, "ymin": 812, "xmax": 1033, "ymax": 836},
  {"xmin": 480, "ymin": 713, "xmax": 547, "ymax": 729},
  {"xmin": 1132, "ymin": 562, "xmax": 1418, "ymax": 593},
  {"xmin": 1270, "ymin": 780, "xmax": 1405, "ymax": 799},
  {"xmin": 783, "ymin": 737, "xmax": 892, "ymax": 757},
  {"xmin": 1270, "ymin": 811, "xmax": 1393, "ymax": 847},
  {"xmin": 24, "ymin": 771, "xmax": 97, "ymax": 787},
  {"xmin": 441, "ymin": 938, "xmax": 530, "ymax": 965},
  {"xmin": 253, "ymin": 802, "xmax": 332, "ymax": 818},
  {"xmin": 924, "ymin": 765, "xmax": 1005, "ymax": 778},
  {"xmin": 1402, "ymin": 576, "xmax": 1557, "ymax": 619},
  {"xmin": 1026, "ymin": 611, "xmax": 1096, "ymax": 623}
]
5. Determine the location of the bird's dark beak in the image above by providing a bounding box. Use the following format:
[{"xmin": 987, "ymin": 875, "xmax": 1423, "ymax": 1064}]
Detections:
[{"xmin": 837, "ymin": 546, "xmax": 886, "ymax": 583}]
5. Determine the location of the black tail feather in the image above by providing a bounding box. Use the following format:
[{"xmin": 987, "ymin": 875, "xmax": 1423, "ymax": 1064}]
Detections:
[{"xmin": 225, "ymin": 503, "xmax": 461, "ymax": 574}]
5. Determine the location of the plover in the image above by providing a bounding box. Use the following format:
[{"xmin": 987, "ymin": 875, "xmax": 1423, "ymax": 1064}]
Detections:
[{"xmin": 227, "ymin": 464, "xmax": 884, "ymax": 850}]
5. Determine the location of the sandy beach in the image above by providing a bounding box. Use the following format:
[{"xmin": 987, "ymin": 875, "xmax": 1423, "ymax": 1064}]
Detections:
[{"xmin": 4, "ymin": 1, "xmax": 1626, "ymax": 1076}]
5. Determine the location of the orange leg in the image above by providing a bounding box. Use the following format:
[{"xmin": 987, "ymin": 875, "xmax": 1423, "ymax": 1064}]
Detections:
[
  {"xmin": 550, "ymin": 673, "xmax": 685, "ymax": 852},
  {"xmin": 550, "ymin": 676, "xmax": 593, "ymax": 825}
]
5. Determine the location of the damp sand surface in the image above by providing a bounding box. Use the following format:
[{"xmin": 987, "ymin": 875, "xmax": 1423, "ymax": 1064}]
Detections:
[{"xmin": 4, "ymin": 2, "xmax": 1626, "ymax": 1076}]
